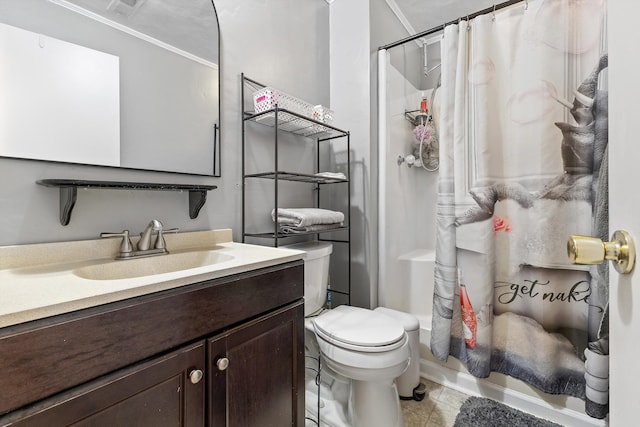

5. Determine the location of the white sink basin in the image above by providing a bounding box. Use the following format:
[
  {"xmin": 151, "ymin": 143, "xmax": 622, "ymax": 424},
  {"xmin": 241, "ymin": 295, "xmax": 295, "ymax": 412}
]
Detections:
[{"xmin": 73, "ymin": 250, "xmax": 234, "ymax": 281}]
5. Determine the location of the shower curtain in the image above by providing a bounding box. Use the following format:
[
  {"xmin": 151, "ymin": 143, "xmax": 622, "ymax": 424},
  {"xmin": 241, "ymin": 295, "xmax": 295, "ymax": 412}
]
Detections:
[{"xmin": 430, "ymin": 0, "xmax": 609, "ymax": 419}]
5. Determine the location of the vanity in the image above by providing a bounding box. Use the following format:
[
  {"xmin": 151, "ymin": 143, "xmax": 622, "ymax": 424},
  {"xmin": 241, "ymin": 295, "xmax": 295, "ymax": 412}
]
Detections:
[{"xmin": 0, "ymin": 230, "xmax": 305, "ymax": 426}]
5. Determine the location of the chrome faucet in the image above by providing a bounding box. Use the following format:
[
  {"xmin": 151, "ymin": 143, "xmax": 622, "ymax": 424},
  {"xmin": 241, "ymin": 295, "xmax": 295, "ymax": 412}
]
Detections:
[
  {"xmin": 101, "ymin": 219, "xmax": 178, "ymax": 260},
  {"xmin": 137, "ymin": 219, "xmax": 163, "ymax": 251}
]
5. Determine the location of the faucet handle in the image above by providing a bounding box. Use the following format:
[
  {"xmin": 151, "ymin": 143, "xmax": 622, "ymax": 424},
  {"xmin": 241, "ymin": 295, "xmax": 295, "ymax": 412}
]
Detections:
[
  {"xmin": 100, "ymin": 230, "xmax": 133, "ymax": 255},
  {"xmin": 155, "ymin": 228, "xmax": 179, "ymax": 250}
]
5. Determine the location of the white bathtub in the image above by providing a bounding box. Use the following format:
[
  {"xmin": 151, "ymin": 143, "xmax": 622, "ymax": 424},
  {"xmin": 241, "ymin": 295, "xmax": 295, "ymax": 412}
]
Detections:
[
  {"xmin": 382, "ymin": 249, "xmax": 433, "ymax": 320},
  {"xmin": 378, "ymin": 248, "xmax": 435, "ymax": 364}
]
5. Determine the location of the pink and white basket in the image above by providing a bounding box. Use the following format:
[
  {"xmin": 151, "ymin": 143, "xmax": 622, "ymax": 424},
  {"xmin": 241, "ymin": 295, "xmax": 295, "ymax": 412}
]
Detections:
[
  {"xmin": 252, "ymin": 87, "xmax": 334, "ymax": 136},
  {"xmin": 253, "ymin": 87, "xmax": 314, "ymax": 118}
]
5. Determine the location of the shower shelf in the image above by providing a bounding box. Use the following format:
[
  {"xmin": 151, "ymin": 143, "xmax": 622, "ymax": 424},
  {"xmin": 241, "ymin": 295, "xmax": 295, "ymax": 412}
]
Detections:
[{"xmin": 404, "ymin": 109, "xmax": 430, "ymax": 126}]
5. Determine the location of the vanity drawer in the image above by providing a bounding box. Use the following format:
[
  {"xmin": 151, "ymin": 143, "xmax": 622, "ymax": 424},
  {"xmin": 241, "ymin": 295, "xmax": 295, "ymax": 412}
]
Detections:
[{"xmin": 0, "ymin": 260, "xmax": 303, "ymax": 416}]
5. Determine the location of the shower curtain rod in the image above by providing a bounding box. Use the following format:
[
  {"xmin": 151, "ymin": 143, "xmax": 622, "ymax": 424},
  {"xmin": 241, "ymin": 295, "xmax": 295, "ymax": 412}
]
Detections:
[{"xmin": 378, "ymin": 0, "xmax": 525, "ymax": 51}]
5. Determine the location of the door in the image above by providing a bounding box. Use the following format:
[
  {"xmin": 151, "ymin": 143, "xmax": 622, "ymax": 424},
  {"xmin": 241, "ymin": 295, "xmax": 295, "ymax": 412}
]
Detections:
[
  {"xmin": 8, "ymin": 342, "xmax": 205, "ymax": 427},
  {"xmin": 607, "ymin": 1, "xmax": 640, "ymax": 424},
  {"xmin": 207, "ymin": 302, "xmax": 305, "ymax": 427}
]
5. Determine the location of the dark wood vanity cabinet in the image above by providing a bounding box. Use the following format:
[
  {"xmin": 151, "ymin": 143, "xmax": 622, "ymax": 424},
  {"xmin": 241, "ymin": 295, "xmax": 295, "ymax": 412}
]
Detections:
[
  {"xmin": 6, "ymin": 342, "xmax": 206, "ymax": 427},
  {"xmin": 208, "ymin": 303, "xmax": 304, "ymax": 426},
  {"xmin": 0, "ymin": 261, "xmax": 304, "ymax": 427}
]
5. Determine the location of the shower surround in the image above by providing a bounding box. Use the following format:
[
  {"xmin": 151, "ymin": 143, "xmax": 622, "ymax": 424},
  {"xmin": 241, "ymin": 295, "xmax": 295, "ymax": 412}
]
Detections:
[{"xmin": 378, "ymin": 58, "xmax": 438, "ymax": 331}]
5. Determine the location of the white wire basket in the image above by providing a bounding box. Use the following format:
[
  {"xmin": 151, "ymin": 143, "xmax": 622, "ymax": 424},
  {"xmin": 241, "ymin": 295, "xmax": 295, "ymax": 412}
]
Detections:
[
  {"xmin": 312, "ymin": 105, "xmax": 334, "ymax": 124},
  {"xmin": 252, "ymin": 87, "xmax": 334, "ymax": 137},
  {"xmin": 253, "ymin": 87, "xmax": 314, "ymax": 118}
]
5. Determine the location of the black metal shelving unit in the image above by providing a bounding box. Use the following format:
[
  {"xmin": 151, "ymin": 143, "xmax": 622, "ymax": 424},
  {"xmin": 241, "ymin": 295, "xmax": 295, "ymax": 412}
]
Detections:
[{"xmin": 240, "ymin": 74, "xmax": 351, "ymax": 309}]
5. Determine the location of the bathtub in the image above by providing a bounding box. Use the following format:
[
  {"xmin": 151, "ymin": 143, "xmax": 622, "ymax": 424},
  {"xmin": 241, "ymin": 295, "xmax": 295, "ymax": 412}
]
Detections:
[
  {"xmin": 394, "ymin": 249, "xmax": 434, "ymax": 345},
  {"xmin": 378, "ymin": 249, "xmax": 435, "ymax": 361}
]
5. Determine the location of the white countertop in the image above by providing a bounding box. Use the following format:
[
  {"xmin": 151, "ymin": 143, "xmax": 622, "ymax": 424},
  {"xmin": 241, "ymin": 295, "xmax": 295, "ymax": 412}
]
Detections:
[{"xmin": 0, "ymin": 229, "xmax": 303, "ymax": 328}]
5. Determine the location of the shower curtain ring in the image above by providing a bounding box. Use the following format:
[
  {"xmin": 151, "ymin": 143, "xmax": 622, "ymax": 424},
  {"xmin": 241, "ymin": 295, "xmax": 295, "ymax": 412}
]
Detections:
[
  {"xmin": 524, "ymin": 0, "xmax": 529, "ymax": 10},
  {"xmin": 492, "ymin": 4, "xmax": 496, "ymax": 21},
  {"xmin": 466, "ymin": 15, "xmax": 471, "ymax": 30}
]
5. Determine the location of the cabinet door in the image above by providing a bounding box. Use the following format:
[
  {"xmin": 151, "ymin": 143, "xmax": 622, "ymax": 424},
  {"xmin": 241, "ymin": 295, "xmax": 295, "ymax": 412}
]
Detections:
[
  {"xmin": 208, "ymin": 301, "xmax": 304, "ymax": 427},
  {"xmin": 9, "ymin": 342, "xmax": 206, "ymax": 427}
]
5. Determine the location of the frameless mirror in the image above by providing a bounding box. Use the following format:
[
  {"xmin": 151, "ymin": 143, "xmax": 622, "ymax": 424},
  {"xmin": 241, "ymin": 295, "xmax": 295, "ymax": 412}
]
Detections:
[{"xmin": 0, "ymin": 0, "xmax": 220, "ymax": 176}]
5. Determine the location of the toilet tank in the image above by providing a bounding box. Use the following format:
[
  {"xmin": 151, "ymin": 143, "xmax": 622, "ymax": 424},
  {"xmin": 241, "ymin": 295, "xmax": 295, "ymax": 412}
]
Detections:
[{"xmin": 282, "ymin": 241, "xmax": 333, "ymax": 316}]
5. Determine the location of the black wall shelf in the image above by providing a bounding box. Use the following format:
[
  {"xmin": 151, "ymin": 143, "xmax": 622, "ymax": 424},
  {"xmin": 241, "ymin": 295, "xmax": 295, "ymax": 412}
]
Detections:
[{"xmin": 37, "ymin": 179, "xmax": 217, "ymax": 225}]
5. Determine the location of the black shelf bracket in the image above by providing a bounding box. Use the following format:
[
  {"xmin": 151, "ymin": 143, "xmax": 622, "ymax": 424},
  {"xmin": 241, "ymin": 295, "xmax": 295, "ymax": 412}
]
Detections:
[
  {"xmin": 60, "ymin": 187, "xmax": 78, "ymax": 226},
  {"xmin": 37, "ymin": 179, "xmax": 217, "ymax": 225},
  {"xmin": 188, "ymin": 190, "xmax": 209, "ymax": 219}
]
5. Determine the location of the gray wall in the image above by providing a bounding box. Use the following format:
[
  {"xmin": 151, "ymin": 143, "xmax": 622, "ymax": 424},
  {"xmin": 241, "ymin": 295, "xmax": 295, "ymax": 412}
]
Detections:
[
  {"xmin": 217, "ymin": 0, "xmax": 330, "ymax": 243},
  {"xmin": 371, "ymin": 0, "xmax": 441, "ymax": 99},
  {"xmin": 330, "ymin": 0, "xmax": 373, "ymax": 309},
  {"xmin": 0, "ymin": 0, "xmax": 330, "ymax": 246}
]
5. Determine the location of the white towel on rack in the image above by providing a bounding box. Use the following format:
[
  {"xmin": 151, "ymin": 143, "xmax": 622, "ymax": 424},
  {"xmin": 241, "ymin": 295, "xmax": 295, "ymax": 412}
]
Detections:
[
  {"xmin": 314, "ymin": 171, "xmax": 346, "ymax": 180},
  {"xmin": 271, "ymin": 208, "xmax": 344, "ymax": 227},
  {"xmin": 280, "ymin": 223, "xmax": 344, "ymax": 234}
]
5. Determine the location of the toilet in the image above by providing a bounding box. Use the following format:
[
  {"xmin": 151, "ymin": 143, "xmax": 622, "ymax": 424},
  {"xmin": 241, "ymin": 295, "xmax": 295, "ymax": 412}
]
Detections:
[
  {"xmin": 283, "ymin": 241, "xmax": 420, "ymax": 427},
  {"xmin": 312, "ymin": 305, "xmax": 410, "ymax": 427},
  {"xmin": 282, "ymin": 241, "xmax": 333, "ymax": 316}
]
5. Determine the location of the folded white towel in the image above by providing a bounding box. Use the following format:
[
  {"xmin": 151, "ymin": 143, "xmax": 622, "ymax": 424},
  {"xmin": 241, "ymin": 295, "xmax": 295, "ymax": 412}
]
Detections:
[
  {"xmin": 280, "ymin": 223, "xmax": 344, "ymax": 234},
  {"xmin": 271, "ymin": 208, "xmax": 344, "ymax": 227},
  {"xmin": 314, "ymin": 171, "xmax": 346, "ymax": 180}
]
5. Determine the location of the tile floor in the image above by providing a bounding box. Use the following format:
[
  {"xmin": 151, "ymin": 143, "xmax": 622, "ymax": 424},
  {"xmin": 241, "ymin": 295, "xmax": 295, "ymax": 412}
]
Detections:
[{"xmin": 400, "ymin": 378, "xmax": 472, "ymax": 427}]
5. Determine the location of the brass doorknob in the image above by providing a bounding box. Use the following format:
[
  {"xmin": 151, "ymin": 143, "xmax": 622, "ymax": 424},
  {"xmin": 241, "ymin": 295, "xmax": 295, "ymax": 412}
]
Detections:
[{"xmin": 567, "ymin": 230, "xmax": 636, "ymax": 274}]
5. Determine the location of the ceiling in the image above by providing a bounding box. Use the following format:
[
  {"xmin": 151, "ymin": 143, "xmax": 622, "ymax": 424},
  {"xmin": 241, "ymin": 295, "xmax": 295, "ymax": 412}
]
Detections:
[
  {"xmin": 60, "ymin": 0, "xmax": 505, "ymax": 63},
  {"xmin": 63, "ymin": 0, "xmax": 218, "ymax": 62}
]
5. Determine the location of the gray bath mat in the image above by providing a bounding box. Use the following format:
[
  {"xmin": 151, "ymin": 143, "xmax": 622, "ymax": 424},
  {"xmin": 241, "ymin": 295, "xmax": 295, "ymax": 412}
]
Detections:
[{"xmin": 454, "ymin": 397, "xmax": 563, "ymax": 427}]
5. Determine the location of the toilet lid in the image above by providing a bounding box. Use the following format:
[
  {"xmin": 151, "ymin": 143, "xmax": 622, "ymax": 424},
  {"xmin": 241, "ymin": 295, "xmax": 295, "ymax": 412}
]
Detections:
[{"xmin": 312, "ymin": 305, "xmax": 406, "ymax": 352}]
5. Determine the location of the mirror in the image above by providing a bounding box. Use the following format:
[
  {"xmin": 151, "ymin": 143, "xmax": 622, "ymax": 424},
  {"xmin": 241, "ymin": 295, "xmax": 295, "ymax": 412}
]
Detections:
[{"xmin": 0, "ymin": 0, "xmax": 220, "ymax": 176}]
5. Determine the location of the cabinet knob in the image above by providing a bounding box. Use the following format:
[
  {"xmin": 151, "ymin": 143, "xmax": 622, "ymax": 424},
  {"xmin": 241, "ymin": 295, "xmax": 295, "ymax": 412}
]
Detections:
[
  {"xmin": 189, "ymin": 369, "xmax": 204, "ymax": 384},
  {"xmin": 216, "ymin": 357, "xmax": 229, "ymax": 371}
]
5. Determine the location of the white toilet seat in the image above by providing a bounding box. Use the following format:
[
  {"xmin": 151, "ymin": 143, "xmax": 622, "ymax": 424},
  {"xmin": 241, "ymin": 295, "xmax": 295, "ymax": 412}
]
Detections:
[
  {"xmin": 310, "ymin": 305, "xmax": 411, "ymax": 427},
  {"xmin": 312, "ymin": 305, "xmax": 406, "ymax": 352}
]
